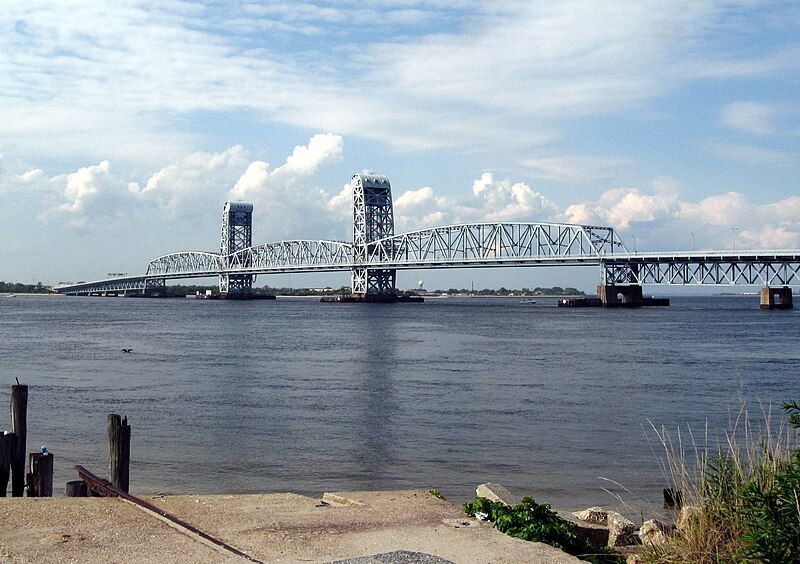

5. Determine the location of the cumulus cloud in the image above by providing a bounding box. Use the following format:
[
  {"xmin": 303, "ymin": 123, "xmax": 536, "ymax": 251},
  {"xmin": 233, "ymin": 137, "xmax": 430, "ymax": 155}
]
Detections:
[
  {"xmin": 720, "ymin": 102, "xmax": 776, "ymax": 135},
  {"xmin": 563, "ymin": 184, "xmax": 800, "ymax": 250},
  {"xmin": 227, "ymin": 133, "xmax": 344, "ymax": 238},
  {"xmin": 563, "ymin": 187, "xmax": 679, "ymax": 230},
  {"xmin": 130, "ymin": 145, "xmax": 249, "ymax": 214},
  {"xmin": 392, "ymin": 172, "xmax": 558, "ymax": 231},
  {"xmin": 6, "ymin": 131, "xmax": 798, "ymax": 257},
  {"xmin": 19, "ymin": 134, "xmax": 344, "ymax": 236}
]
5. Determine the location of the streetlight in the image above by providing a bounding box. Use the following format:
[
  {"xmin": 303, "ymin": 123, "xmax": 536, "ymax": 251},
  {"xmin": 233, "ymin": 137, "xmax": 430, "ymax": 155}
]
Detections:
[
  {"xmin": 631, "ymin": 235, "xmax": 637, "ymax": 253},
  {"xmin": 730, "ymin": 227, "xmax": 739, "ymax": 252},
  {"xmin": 689, "ymin": 231, "xmax": 695, "ymax": 252}
]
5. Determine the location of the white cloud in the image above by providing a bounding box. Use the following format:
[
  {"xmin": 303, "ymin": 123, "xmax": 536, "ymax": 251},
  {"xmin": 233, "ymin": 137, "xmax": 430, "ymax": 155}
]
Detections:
[
  {"xmin": 520, "ymin": 154, "xmax": 635, "ymax": 184},
  {"xmin": 18, "ymin": 169, "xmax": 45, "ymax": 182},
  {"xmin": 713, "ymin": 142, "xmax": 800, "ymax": 168},
  {"xmin": 1, "ymin": 1, "xmax": 797, "ymax": 161},
  {"xmin": 564, "ymin": 184, "xmax": 800, "ymax": 250},
  {"xmin": 563, "ymin": 187, "xmax": 679, "ymax": 230},
  {"xmin": 392, "ymin": 172, "xmax": 557, "ymax": 231},
  {"xmin": 131, "ymin": 145, "xmax": 249, "ymax": 214},
  {"xmin": 720, "ymin": 102, "xmax": 776, "ymax": 135},
  {"xmin": 227, "ymin": 133, "xmax": 345, "ymax": 239}
]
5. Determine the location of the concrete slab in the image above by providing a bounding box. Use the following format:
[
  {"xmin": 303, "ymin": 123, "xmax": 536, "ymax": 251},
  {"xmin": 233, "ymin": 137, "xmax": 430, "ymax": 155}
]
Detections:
[
  {"xmin": 0, "ymin": 497, "xmax": 228, "ymax": 563},
  {"xmin": 149, "ymin": 490, "xmax": 579, "ymax": 563},
  {"xmin": 0, "ymin": 490, "xmax": 579, "ymax": 563}
]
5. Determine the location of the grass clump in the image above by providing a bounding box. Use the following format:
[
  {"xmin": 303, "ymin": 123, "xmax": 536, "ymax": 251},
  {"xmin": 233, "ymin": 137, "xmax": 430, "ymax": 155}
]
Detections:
[
  {"xmin": 645, "ymin": 400, "xmax": 800, "ymax": 563},
  {"xmin": 463, "ymin": 496, "xmax": 620, "ymax": 563},
  {"xmin": 427, "ymin": 488, "xmax": 446, "ymax": 500}
]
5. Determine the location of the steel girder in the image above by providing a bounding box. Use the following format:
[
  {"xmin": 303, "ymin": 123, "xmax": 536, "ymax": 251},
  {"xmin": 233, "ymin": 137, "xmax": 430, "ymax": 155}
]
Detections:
[
  {"xmin": 228, "ymin": 240, "xmax": 353, "ymax": 272},
  {"xmin": 366, "ymin": 222, "xmax": 627, "ymax": 267},
  {"xmin": 602, "ymin": 253, "xmax": 800, "ymax": 286},
  {"xmin": 146, "ymin": 252, "xmax": 225, "ymax": 277}
]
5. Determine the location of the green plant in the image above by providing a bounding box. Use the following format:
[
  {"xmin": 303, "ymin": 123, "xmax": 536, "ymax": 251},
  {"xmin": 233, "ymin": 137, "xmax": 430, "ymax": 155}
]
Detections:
[
  {"xmin": 463, "ymin": 496, "xmax": 619, "ymax": 563},
  {"xmin": 427, "ymin": 488, "xmax": 446, "ymax": 500},
  {"xmin": 735, "ymin": 401, "xmax": 800, "ymax": 562},
  {"xmin": 644, "ymin": 400, "xmax": 800, "ymax": 563}
]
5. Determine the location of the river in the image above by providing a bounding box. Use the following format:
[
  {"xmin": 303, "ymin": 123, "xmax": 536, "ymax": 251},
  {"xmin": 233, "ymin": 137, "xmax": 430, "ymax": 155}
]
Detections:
[{"xmin": 0, "ymin": 294, "xmax": 797, "ymax": 508}]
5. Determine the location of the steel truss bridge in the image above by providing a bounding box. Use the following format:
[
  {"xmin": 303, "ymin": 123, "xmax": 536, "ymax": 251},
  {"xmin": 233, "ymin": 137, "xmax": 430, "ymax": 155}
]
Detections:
[{"xmin": 54, "ymin": 173, "xmax": 800, "ymax": 298}]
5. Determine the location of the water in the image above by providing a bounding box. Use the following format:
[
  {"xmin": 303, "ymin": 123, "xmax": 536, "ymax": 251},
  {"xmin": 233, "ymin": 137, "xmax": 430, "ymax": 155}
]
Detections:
[{"xmin": 0, "ymin": 294, "xmax": 797, "ymax": 509}]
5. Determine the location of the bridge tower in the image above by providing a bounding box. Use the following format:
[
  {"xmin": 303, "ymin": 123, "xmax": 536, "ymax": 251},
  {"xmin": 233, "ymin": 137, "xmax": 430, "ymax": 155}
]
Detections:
[
  {"xmin": 219, "ymin": 201, "xmax": 254, "ymax": 297},
  {"xmin": 351, "ymin": 172, "xmax": 397, "ymax": 299}
]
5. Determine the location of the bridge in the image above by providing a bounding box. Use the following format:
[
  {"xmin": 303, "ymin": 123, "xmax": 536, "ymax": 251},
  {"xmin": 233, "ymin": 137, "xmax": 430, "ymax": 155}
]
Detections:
[{"xmin": 54, "ymin": 173, "xmax": 799, "ymax": 308}]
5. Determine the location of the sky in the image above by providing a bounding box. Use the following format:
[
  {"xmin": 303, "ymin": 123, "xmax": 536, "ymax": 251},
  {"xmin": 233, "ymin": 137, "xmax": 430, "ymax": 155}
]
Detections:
[{"xmin": 1, "ymin": 0, "xmax": 799, "ymax": 291}]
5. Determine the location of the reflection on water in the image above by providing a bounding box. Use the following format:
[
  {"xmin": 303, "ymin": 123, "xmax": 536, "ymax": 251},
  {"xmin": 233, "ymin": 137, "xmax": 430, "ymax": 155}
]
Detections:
[{"xmin": 0, "ymin": 295, "xmax": 797, "ymax": 507}]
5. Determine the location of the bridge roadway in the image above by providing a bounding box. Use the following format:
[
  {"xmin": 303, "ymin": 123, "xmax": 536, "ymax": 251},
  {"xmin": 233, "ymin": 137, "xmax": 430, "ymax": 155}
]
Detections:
[{"xmin": 54, "ymin": 245, "xmax": 800, "ymax": 296}]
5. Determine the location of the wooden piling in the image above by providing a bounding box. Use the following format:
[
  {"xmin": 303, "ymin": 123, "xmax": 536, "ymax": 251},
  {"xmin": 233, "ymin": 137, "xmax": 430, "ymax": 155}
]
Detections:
[
  {"xmin": 0, "ymin": 432, "xmax": 17, "ymax": 497},
  {"xmin": 10, "ymin": 384, "xmax": 28, "ymax": 497},
  {"xmin": 26, "ymin": 452, "xmax": 54, "ymax": 497},
  {"xmin": 65, "ymin": 479, "xmax": 88, "ymax": 497},
  {"xmin": 108, "ymin": 413, "xmax": 131, "ymax": 493}
]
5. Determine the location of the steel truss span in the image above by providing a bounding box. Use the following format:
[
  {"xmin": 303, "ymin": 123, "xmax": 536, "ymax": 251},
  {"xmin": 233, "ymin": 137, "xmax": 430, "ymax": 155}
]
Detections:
[
  {"xmin": 229, "ymin": 240, "xmax": 353, "ymax": 273},
  {"xmin": 603, "ymin": 253, "xmax": 800, "ymax": 286},
  {"xmin": 366, "ymin": 222, "xmax": 626, "ymax": 267}
]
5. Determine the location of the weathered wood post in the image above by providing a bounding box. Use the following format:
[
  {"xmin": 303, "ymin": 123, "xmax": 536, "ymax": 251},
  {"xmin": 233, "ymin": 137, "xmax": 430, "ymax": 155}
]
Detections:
[
  {"xmin": 108, "ymin": 414, "xmax": 131, "ymax": 493},
  {"xmin": 65, "ymin": 480, "xmax": 88, "ymax": 497},
  {"xmin": 10, "ymin": 384, "xmax": 28, "ymax": 497},
  {"xmin": 26, "ymin": 452, "xmax": 54, "ymax": 497},
  {"xmin": 0, "ymin": 432, "xmax": 18, "ymax": 496}
]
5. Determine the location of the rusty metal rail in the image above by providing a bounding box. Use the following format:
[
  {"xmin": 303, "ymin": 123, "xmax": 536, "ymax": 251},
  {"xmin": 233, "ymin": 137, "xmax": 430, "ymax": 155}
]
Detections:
[{"xmin": 75, "ymin": 465, "xmax": 263, "ymax": 562}]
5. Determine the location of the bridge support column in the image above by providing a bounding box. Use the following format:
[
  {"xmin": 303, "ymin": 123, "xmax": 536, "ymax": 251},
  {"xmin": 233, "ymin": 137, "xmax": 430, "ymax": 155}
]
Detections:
[
  {"xmin": 349, "ymin": 173, "xmax": 401, "ymax": 302},
  {"xmin": 597, "ymin": 284, "xmax": 644, "ymax": 307},
  {"xmin": 219, "ymin": 201, "xmax": 254, "ymax": 299},
  {"xmin": 760, "ymin": 286, "xmax": 793, "ymax": 309}
]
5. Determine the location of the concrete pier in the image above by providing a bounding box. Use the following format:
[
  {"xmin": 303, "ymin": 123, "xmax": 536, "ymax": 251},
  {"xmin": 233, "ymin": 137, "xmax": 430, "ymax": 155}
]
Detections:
[
  {"xmin": 596, "ymin": 284, "xmax": 644, "ymax": 307},
  {"xmin": 760, "ymin": 286, "xmax": 794, "ymax": 309}
]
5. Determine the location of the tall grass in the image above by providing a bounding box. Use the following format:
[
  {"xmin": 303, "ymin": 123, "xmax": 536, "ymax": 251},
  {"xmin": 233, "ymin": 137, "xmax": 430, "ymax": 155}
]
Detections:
[{"xmin": 643, "ymin": 401, "xmax": 800, "ymax": 563}]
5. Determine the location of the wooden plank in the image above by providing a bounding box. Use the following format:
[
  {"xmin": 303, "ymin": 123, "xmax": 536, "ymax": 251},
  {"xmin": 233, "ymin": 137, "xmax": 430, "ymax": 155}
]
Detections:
[
  {"xmin": 27, "ymin": 452, "xmax": 54, "ymax": 497},
  {"xmin": 10, "ymin": 385, "xmax": 27, "ymax": 497},
  {"xmin": 75, "ymin": 465, "xmax": 262, "ymax": 563},
  {"xmin": 0, "ymin": 432, "xmax": 17, "ymax": 496},
  {"xmin": 107, "ymin": 414, "xmax": 131, "ymax": 493},
  {"xmin": 65, "ymin": 479, "xmax": 88, "ymax": 497}
]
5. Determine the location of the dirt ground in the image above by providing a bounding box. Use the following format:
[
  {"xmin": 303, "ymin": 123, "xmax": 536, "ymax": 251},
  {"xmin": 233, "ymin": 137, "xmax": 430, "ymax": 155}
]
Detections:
[{"xmin": 0, "ymin": 489, "xmax": 578, "ymax": 563}]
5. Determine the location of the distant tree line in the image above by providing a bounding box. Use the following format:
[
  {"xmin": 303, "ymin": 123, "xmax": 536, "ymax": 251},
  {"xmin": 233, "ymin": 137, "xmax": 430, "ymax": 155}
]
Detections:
[
  {"xmin": 0, "ymin": 281, "xmax": 51, "ymax": 294},
  {"xmin": 160, "ymin": 284, "xmax": 352, "ymax": 297},
  {"xmin": 431, "ymin": 286, "xmax": 585, "ymax": 296}
]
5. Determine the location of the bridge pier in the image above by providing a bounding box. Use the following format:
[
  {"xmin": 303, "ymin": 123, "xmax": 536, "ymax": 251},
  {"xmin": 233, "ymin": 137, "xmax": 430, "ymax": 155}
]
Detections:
[
  {"xmin": 760, "ymin": 286, "xmax": 794, "ymax": 309},
  {"xmin": 597, "ymin": 284, "xmax": 644, "ymax": 307}
]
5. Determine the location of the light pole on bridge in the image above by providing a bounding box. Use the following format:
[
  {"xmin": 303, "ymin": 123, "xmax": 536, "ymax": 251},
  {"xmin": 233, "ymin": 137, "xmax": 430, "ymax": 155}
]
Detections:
[
  {"xmin": 689, "ymin": 231, "xmax": 695, "ymax": 252},
  {"xmin": 730, "ymin": 226, "xmax": 739, "ymax": 252}
]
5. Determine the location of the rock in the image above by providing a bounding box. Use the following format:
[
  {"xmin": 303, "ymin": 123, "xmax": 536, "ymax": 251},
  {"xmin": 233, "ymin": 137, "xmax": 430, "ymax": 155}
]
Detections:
[
  {"xmin": 639, "ymin": 519, "xmax": 673, "ymax": 546},
  {"xmin": 475, "ymin": 483, "xmax": 522, "ymax": 506},
  {"xmin": 558, "ymin": 511, "xmax": 609, "ymax": 547},
  {"xmin": 607, "ymin": 511, "xmax": 639, "ymax": 547},
  {"xmin": 572, "ymin": 506, "xmax": 608, "ymax": 526},
  {"xmin": 676, "ymin": 504, "xmax": 702, "ymax": 532}
]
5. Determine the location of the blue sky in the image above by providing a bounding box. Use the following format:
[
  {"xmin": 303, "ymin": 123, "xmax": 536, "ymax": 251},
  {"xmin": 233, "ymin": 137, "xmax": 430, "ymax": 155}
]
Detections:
[{"xmin": 1, "ymin": 1, "xmax": 799, "ymax": 290}]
